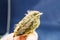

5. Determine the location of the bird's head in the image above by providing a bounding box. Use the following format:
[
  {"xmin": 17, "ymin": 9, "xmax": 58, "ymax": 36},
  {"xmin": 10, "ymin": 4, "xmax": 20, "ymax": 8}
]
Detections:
[{"xmin": 25, "ymin": 10, "xmax": 43, "ymax": 19}]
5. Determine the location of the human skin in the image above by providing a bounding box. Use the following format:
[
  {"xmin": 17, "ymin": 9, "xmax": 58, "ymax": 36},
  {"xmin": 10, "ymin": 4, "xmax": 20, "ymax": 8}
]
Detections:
[
  {"xmin": 13, "ymin": 35, "xmax": 27, "ymax": 40},
  {"xmin": 1, "ymin": 31, "xmax": 38, "ymax": 40}
]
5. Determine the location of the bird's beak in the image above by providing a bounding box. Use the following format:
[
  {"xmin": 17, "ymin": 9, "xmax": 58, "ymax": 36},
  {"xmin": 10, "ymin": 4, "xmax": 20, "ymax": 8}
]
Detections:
[
  {"xmin": 39, "ymin": 12, "xmax": 43, "ymax": 15},
  {"xmin": 36, "ymin": 12, "xmax": 43, "ymax": 16}
]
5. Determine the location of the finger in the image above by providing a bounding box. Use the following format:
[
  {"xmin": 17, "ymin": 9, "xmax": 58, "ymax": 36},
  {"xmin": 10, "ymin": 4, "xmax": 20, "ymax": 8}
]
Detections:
[
  {"xmin": 26, "ymin": 31, "xmax": 38, "ymax": 40},
  {"xmin": 1, "ymin": 33, "xmax": 14, "ymax": 40},
  {"xmin": 14, "ymin": 36, "xmax": 27, "ymax": 40}
]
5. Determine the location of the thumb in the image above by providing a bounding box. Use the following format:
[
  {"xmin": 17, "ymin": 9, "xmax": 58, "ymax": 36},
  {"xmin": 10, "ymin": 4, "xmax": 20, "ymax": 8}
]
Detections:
[{"xmin": 14, "ymin": 35, "xmax": 27, "ymax": 40}]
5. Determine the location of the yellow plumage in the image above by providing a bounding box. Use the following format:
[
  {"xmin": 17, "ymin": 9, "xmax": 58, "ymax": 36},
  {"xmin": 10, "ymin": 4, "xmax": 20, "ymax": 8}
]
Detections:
[{"xmin": 13, "ymin": 10, "xmax": 43, "ymax": 37}]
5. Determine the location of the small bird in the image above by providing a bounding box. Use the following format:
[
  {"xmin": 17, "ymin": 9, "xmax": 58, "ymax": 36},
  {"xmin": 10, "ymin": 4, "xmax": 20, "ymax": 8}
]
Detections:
[{"xmin": 13, "ymin": 10, "xmax": 43, "ymax": 37}]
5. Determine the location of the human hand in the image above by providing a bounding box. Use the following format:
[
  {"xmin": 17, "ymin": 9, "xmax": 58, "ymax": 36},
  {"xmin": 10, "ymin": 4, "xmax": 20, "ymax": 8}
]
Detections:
[{"xmin": 1, "ymin": 31, "xmax": 38, "ymax": 40}]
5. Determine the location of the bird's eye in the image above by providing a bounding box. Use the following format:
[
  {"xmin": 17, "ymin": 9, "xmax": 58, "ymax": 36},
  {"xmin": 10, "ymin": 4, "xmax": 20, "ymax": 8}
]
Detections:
[{"xmin": 33, "ymin": 13, "xmax": 38, "ymax": 16}]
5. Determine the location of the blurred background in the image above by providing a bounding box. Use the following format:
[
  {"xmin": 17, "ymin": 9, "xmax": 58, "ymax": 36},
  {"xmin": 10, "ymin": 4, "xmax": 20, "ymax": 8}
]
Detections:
[{"xmin": 0, "ymin": 0, "xmax": 60, "ymax": 40}]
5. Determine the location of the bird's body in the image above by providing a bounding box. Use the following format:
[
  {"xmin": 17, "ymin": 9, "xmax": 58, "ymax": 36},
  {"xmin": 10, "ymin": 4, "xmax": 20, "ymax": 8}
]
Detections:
[{"xmin": 13, "ymin": 10, "xmax": 42, "ymax": 37}]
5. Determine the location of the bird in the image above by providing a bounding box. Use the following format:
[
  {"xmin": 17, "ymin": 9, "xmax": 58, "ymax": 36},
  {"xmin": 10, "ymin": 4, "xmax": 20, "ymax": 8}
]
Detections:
[{"xmin": 13, "ymin": 10, "xmax": 43, "ymax": 37}]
